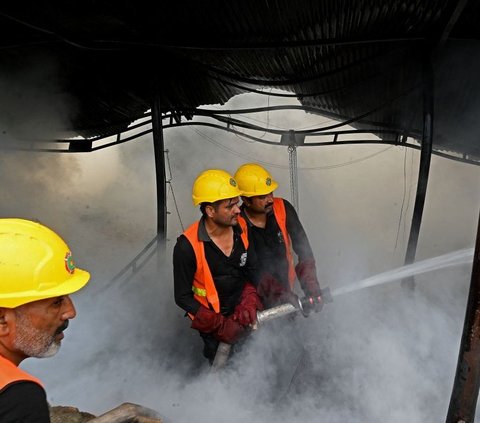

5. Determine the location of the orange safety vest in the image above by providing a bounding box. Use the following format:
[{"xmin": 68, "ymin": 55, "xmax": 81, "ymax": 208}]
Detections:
[
  {"xmin": 272, "ymin": 198, "xmax": 296, "ymax": 288},
  {"xmin": 0, "ymin": 354, "xmax": 44, "ymax": 392},
  {"xmin": 183, "ymin": 217, "xmax": 249, "ymax": 318}
]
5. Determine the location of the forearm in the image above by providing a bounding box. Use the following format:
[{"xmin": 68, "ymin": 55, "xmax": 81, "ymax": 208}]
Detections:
[
  {"xmin": 174, "ymin": 288, "xmax": 201, "ymax": 315},
  {"xmin": 173, "ymin": 237, "xmax": 201, "ymax": 315}
]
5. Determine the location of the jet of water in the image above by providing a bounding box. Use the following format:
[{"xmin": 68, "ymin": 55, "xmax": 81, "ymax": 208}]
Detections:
[{"xmin": 332, "ymin": 248, "xmax": 474, "ymax": 297}]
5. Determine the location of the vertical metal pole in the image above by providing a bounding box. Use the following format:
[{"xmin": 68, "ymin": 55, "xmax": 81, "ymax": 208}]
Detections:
[
  {"xmin": 151, "ymin": 94, "xmax": 167, "ymax": 249},
  {"xmin": 401, "ymin": 55, "xmax": 434, "ymax": 290},
  {"xmin": 288, "ymin": 144, "xmax": 299, "ymax": 212},
  {"xmin": 446, "ymin": 211, "xmax": 480, "ymax": 423}
]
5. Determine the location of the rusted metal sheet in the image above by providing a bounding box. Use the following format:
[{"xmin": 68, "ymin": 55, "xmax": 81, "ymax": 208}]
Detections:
[{"xmin": 447, "ymin": 212, "xmax": 480, "ymax": 422}]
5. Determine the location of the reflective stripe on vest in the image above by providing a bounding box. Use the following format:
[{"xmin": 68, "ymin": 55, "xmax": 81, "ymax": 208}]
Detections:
[
  {"xmin": 0, "ymin": 355, "xmax": 44, "ymax": 392},
  {"xmin": 272, "ymin": 198, "xmax": 296, "ymax": 288},
  {"xmin": 183, "ymin": 218, "xmax": 249, "ymax": 318}
]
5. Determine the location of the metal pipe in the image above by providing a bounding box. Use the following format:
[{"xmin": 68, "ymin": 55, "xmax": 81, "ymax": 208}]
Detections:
[
  {"xmin": 446, "ymin": 211, "xmax": 480, "ymax": 422},
  {"xmin": 402, "ymin": 53, "xmax": 434, "ymax": 290},
  {"xmin": 151, "ymin": 93, "xmax": 167, "ymax": 249},
  {"xmin": 257, "ymin": 302, "xmax": 298, "ymax": 324},
  {"xmin": 211, "ymin": 300, "xmax": 305, "ymax": 372},
  {"xmin": 210, "ymin": 290, "xmax": 333, "ymax": 372}
]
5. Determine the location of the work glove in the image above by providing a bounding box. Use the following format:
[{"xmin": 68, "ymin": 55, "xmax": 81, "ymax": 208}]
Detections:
[
  {"xmin": 191, "ymin": 305, "xmax": 247, "ymax": 344},
  {"xmin": 279, "ymin": 290, "xmax": 301, "ymax": 309},
  {"xmin": 233, "ymin": 282, "xmax": 264, "ymax": 327},
  {"xmin": 296, "ymin": 258, "xmax": 323, "ymax": 312},
  {"xmin": 257, "ymin": 273, "xmax": 291, "ymax": 307}
]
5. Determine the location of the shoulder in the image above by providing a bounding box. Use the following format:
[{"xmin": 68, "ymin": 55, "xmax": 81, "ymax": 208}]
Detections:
[
  {"xmin": 278, "ymin": 198, "xmax": 294, "ymax": 210},
  {"xmin": 273, "ymin": 198, "xmax": 297, "ymax": 216},
  {"xmin": 0, "ymin": 381, "xmax": 50, "ymax": 422},
  {"xmin": 173, "ymin": 234, "xmax": 194, "ymax": 257},
  {"xmin": 276, "ymin": 198, "xmax": 295, "ymax": 212}
]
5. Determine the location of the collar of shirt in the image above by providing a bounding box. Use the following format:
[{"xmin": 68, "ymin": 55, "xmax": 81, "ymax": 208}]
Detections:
[{"xmin": 197, "ymin": 217, "xmax": 244, "ymax": 242}]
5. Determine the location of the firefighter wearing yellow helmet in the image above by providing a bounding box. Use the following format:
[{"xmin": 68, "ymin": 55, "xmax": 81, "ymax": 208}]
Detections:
[
  {"xmin": 173, "ymin": 169, "xmax": 262, "ymax": 364},
  {"xmin": 0, "ymin": 218, "xmax": 90, "ymax": 421},
  {"xmin": 234, "ymin": 163, "xmax": 323, "ymax": 310}
]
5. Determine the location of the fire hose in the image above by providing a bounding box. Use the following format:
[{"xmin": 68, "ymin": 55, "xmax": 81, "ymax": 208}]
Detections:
[{"xmin": 211, "ymin": 287, "xmax": 333, "ymax": 371}]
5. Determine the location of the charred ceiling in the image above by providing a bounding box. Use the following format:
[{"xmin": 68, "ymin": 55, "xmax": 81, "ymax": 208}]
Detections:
[{"xmin": 0, "ymin": 0, "xmax": 479, "ymax": 161}]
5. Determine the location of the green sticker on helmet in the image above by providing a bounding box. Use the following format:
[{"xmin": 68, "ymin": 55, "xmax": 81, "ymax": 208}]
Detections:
[
  {"xmin": 64, "ymin": 252, "xmax": 76, "ymax": 274},
  {"xmin": 230, "ymin": 178, "xmax": 237, "ymax": 187},
  {"xmin": 266, "ymin": 178, "xmax": 272, "ymax": 186}
]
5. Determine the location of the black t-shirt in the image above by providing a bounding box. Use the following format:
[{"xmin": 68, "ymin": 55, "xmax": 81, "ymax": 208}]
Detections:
[
  {"xmin": 173, "ymin": 218, "xmax": 257, "ymax": 316},
  {"xmin": 0, "ymin": 381, "xmax": 50, "ymax": 422},
  {"xmin": 241, "ymin": 198, "xmax": 314, "ymax": 287}
]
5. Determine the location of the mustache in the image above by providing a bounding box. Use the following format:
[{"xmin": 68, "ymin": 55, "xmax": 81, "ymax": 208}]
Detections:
[{"xmin": 55, "ymin": 320, "xmax": 69, "ymax": 335}]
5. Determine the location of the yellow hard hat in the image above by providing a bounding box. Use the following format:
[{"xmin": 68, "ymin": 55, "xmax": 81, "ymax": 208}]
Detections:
[
  {"xmin": 0, "ymin": 218, "xmax": 90, "ymax": 308},
  {"xmin": 192, "ymin": 169, "xmax": 242, "ymax": 206},
  {"xmin": 234, "ymin": 163, "xmax": 279, "ymax": 197}
]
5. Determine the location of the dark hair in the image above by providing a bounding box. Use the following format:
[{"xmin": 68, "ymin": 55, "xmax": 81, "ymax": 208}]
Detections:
[{"xmin": 199, "ymin": 201, "xmax": 220, "ymax": 217}]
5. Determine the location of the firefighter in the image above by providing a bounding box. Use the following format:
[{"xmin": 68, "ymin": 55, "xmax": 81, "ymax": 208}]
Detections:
[
  {"xmin": 173, "ymin": 169, "xmax": 262, "ymax": 363},
  {"xmin": 234, "ymin": 163, "xmax": 323, "ymax": 310},
  {"xmin": 0, "ymin": 218, "xmax": 90, "ymax": 422}
]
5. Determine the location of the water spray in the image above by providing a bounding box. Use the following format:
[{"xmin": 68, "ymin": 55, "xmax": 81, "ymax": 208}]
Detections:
[{"xmin": 211, "ymin": 247, "xmax": 474, "ymax": 371}]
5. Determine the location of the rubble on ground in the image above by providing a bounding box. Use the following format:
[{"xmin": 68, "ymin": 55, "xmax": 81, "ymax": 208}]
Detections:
[{"xmin": 49, "ymin": 402, "xmax": 164, "ymax": 422}]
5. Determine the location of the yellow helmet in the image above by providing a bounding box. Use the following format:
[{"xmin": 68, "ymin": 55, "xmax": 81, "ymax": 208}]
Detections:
[
  {"xmin": 0, "ymin": 218, "xmax": 90, "ymax": 308},
  {"xmin": 192, "ymin": 169, "xmax": 242, "ymax": 206},
  {"xmin": 234, "ymin": 163, "xmax": 279, "ymax": 197}
]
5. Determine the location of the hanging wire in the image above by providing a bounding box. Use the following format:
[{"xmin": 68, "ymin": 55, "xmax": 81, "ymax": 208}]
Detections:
[
  {"xmin": 165, "ymin": 149, "xmax": 184, "ymax": 231},
  {"xmin": 403, "ymin": 147, "xmax": 416, "ymax": 244},
  {"xmin": 190, "ymin": 126, "xmax": 394, "ymax": 170},
  {"xmin": 394, "ymin": 146, "xmax": 409, "ymax": 253}
]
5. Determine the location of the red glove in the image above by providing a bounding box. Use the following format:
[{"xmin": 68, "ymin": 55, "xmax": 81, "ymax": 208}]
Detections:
[
  {"xmin": 257, "ymin": 273, "xmax": 289, "ymax": 305},
  {"xmin": 295, "ymin": 259, "xmax": 322, "ymax": 311},
  {"xmin": 233, "ymin": 282, "xmax": 263, "ymax": 327},
  {"xmin": 191, "ymin": 305, "xmax": 246, "ymax": 344}
]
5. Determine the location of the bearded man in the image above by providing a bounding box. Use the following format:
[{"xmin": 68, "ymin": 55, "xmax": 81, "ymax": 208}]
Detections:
[{"xmin": 0, "ymin": 218, "xmax": 90, "ymax": 422}]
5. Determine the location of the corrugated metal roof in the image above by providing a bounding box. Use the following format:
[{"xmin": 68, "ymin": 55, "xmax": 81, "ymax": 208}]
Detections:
[{"xmin": 0, "ymin": 0, "xmax": 479, "ymax": 159}]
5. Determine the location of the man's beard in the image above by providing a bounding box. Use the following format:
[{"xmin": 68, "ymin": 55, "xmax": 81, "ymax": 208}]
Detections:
[{"xmin": 13, "ymin": 312, "xmax": 67, "ymax": 358}]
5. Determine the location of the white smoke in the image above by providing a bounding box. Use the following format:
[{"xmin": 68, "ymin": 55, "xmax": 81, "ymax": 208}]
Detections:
[{"xmin": 1, "ymin": 82, "xmax": 479, "ymax": 422}]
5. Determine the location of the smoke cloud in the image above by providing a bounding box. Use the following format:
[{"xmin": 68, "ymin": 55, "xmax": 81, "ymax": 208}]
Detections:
[{"xmin": 1, "ymin": 68, "xmax": 479, "ymax": 423}]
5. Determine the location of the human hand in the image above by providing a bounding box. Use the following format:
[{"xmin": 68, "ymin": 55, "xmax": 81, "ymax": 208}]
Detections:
[{"xmin": 233, "ymin": 282, "xmax": 263, "ymax": 326}]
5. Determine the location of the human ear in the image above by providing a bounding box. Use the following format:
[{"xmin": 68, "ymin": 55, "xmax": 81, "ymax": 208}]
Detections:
[
  {"xmin": 205, "ymin": 205, "xmax": 215, "ymax": 218},
  {"xmin": 0, "ymin": 308, "xmax": 10, "ymax": 335}
]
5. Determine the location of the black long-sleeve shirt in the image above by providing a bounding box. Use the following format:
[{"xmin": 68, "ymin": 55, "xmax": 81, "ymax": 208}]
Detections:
[
  {"xmin": 0, "ymin": 382, "xmax": 50, "ymax": 423},
  {"xmin": 241, "ymin": 198, "xmax": 315, "ymax": 289},
  {"xmin": 173, "ymin": 218, "xmax": 257, "ymax": 317}
]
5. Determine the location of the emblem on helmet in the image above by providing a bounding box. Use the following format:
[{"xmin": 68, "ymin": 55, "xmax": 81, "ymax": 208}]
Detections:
[
  {"xmin": 266, "ymin": 178, "xmax": 272, "ymax": 186},
  {"xmin": 229, "ymin": 178, "xmax": 237, "ymax": 187},
  {"xmin": 64, "ymin": 252, "xmax": 76, "ymax": 274}
]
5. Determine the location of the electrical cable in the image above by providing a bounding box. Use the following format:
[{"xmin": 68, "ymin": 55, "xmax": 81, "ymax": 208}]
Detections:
[
  {"xmin": 190, "ymin": 126, "xmax": 395, "ymax": 171},
  {"xmin": 165, "ymin": 149, "xmax": 184, "ymax": 231},
  {"xmin": 299, "ymin": 146, "xmax": 394, "ymax": 170},
  {"xmin": 394, "ymin": 146, "xmax": 408, "ymax": 253}
]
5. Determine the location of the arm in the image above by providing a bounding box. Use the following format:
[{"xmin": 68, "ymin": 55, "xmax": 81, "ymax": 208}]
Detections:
[
  {"xmin": 0, "ymin": 382, "xmax": 50, "ymax": 423},
  {"xmin": 173, "ymin": 235, "xmax": 201, "ymax": 316},
  {"xmin": 283, "ymin": 200, "xmax": 322, "ymax": 303},
  {"xmin": 283, "ymin": 199, "xmax": 315, "ymax": 262},
  {"xmin": 174, "ymin": 235, "xmax": 246, "ymax": 344},
  {"xmin": 243, "ymin": 233, "xmax": 259, "ymax": 288}
]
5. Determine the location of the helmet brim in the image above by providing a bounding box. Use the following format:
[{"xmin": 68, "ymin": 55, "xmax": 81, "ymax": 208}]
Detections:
[{"xmin": 0, "ymin": 268, "xmax": 91, "ymax": 308}]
